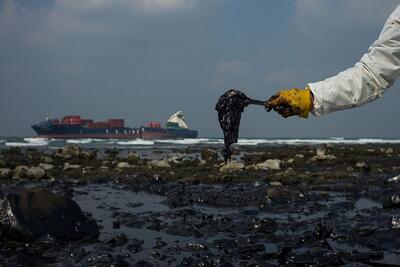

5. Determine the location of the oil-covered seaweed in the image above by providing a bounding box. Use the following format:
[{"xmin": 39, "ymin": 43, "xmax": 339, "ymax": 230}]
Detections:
[{"xmin": 215, "ymin": 89, "xmax": 252, "ymax": 163}]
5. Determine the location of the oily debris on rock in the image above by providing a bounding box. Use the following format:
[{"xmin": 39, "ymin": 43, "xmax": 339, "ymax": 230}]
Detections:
[{"xmin": 215, "ymin": 89, "xmax": 254, "ymax": 163}]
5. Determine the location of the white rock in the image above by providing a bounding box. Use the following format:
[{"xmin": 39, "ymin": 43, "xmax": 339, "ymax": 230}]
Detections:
[
  {"xmin": 387, "ymin": 175, "xmax": 400, "ymax": 183},
  {"xmin": 27, "ymin": 167, "xmax": 46, "ymax": 179},
  {"xmin": 148, "ymin": 160, "xmax": 171, "ymax": 168},
  {"xmin": 117, "ymin": 162, "xmax": 131, "ymax": 169},
  {"xmin": 38, "ymin": 163, "xmax": 54, "ymax": 171},
  {"xmin": 346, "ymin": 167, "xmax": 354, "ymax": 172},
  {"xmin": 287, "ymin": 158, "xmax": 294, "ymax": 164},
  {"xmin": 63, "ymin": 163, "xmax": 81, "ymax": 171},
  {"xmin": 41, "ymin": 156, "xmax": 53, "ymax": 163},
  {"xmin": 219, "ymin": 161, "xmax": 245, "ymax": 173},
  {"xmin": 295, "ymin": 154, "xmax": 304, "ymax": 158},
  {"xmin": 315, "ymin": 145, "xmax": 327, "ymax": 156},
  {"xmin": 309, "ymin": 154, "xmax": 337, "ymax": 162},
  {"xmin": 62, "ymin": 144, "xmax": 80, "ymax": 157},
  {"xmin": 201, "ymin": 149, "xmax": 219, "ymax": 162},
  {"xmin": 168, "ymin": 153, "xmax": 184, "ymax": 164},
  {"xmin": 256, "ymin": 159, "xmax": 282, "ymax": 170},
  {"xmin": 13, "ymin": 166, "xmax": 29, "ymax": 179},
  {"xmin": 356, "ymin": 161, "xmax": 367, "ymax": 168},
  {"xmin": 270, "ymin": 181, "xmax": 282, "ymax": 186}
]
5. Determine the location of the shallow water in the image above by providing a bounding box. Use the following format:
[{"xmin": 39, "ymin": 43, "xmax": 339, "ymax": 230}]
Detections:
[
  {"xmin": 74, "ymin": 184, "xmax": 192, "ymax": 262},
  {"xmin": 68, "ymin": 183, "xmax": 400, "ymax": 266},
  {"xmin": 2, "ymin": 136, "xmax": 400, "ymax": 150}
]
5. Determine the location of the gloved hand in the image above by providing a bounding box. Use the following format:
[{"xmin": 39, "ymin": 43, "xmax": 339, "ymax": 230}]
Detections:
[{"xmin": 265, "ymin": 86, "xmax": 313, "ymax": 118}]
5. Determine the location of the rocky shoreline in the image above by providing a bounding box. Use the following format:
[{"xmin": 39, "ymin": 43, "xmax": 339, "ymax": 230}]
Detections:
[
  {"xmin": 1, "ymin": 143, "xmax": 399, "ymax": 184},
  {"xmin": 1, "ymin": 143, "xmax": 400, "ymax": 266}
]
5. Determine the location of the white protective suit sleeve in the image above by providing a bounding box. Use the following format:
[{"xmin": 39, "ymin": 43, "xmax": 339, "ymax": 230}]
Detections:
[{"xmin": 308, "ymin": 5, "xmax": 400, "ymax": 116}]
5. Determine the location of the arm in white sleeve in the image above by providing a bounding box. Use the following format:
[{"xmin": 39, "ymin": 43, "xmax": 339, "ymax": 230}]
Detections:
[{"xmin": 308, "ymin": 5, "xmax": 400, "ymax": 116}]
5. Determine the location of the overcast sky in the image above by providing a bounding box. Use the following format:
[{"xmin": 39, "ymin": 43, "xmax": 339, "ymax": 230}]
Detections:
[{"xmin": 0, "ymin": 0, "xmax": 399, "ymax": 138}]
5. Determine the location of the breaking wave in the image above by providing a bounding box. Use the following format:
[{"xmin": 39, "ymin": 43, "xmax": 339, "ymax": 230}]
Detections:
[
  {"xmin": 155, "ymin": 138, "xmax": 223, "ymax": 145},
  {"xmin": 66, "ymin": 139, "xmax": 104, "ymax": 144},
  {"xmin": 5, "ymin": 137, "xmax": 49, "ymax": 147},
  {"xmin": 116, "ymin": 139, "xmax": 155, "ymax": 146},
  {"xmin": 352, "ymin": 138, "xmax": 400, "ymax": 144},
  {"xmin": 2, "ymin": 137, "xmax": 400, "ymax": 148},
  {"xmin": 227, "ymin": 138, "xmax": 400, "ymax": 145},
  {"xmin": 155, "ymin": 138, "xmax": 400, "ymax": 146}
]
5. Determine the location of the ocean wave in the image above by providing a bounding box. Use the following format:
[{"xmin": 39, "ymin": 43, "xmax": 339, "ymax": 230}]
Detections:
[
  {"xmin": 330, "ymin": 137, "xmax": 345, "ymax": 140},
  {"xmin": 117, "ymin": 139, "xmax": 155, "ymax": 146},
  {"xmin": 135, "ymin": 138, "xmax": 400, "ymax": 146},
  {"xmin": 3, "ymin": 137, "xmax": 400, "ymax": 148},
  {"xmin": 234, "ymin": 138, "xmax": 400, "ymax": 145},
  {"xmin": 353, "ymin": 138, "xmax": 400, "ymax": 144},
  {"xmin": 6, "ymin": 138, "xmax": 49, "ymax": 147},
  {"xmin": 155, "ymin": 138, "xmax": 223, "ymax": 145},
  {"xmin": 236, "ymin": 139, "xmax": 273, "ymax": 145},
  {"xmin": 66, "ymin": 139, "xmax": 104, "ymax": 144}
]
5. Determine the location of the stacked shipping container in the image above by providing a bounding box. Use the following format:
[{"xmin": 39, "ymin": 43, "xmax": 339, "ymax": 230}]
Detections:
[{"xmin": 58, "ymin": 116, "xmax": 125, "ymax": 129}]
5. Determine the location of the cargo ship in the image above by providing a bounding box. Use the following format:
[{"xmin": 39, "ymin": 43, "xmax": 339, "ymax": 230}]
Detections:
[{"xmin": 31, "ymin": 111, "xmax": 198, "ymax": 139}]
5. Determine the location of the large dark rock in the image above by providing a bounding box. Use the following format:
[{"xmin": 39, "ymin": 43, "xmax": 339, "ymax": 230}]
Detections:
[{"xmin": 0, "ymin": 188, "xmax": 99, "ymax": 241}]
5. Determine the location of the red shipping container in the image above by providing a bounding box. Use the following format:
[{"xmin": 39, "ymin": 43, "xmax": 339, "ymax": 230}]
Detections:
[
  {"xmin": 62, "ymin": 115, "xmax": 81, "ymax": 125},
  {"xmin": 146, "ymin": 122, "xmax": 161, "ymax": 128},
  {"xmin": 81, "ymin": 119, "xmax": 94, "ymax": 126},
  {"xmin": 93, "ymin": 122, "xmax": 109, "ymax": 128},
  {"xmin": 108, "ymin": 119, "xmax": 124, "ymax": 128}
]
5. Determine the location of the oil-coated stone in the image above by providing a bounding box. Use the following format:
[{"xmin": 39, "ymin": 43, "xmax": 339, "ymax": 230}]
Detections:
[{"xmin": 0, "ymin": 188, "xmax": 99, "ymax": 241}]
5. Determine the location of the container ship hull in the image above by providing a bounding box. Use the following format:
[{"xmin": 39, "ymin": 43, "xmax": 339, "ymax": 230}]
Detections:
[
  {"xmin": 31, "ymin": 115, "xmax": 198, "ymax": 139},
  {"xmin": 141, "ymin": 127, "xmax": 198, "ymax": 139}
]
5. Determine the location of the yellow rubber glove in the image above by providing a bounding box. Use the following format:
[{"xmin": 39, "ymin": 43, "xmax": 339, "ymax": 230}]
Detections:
[{"xmin": 265, "ymin": 86, "xmax": 313, "ymax": 118}]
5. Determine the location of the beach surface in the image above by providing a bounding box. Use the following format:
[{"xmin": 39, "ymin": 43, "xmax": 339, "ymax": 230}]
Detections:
[{"xmin": 0, "ymin": 138, "xmax": 400, "ymax": 266}]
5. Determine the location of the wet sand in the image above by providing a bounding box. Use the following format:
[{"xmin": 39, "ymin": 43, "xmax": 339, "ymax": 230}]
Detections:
[{"xmin": 1, "ymin": 143, "xmax": 400, "ymax": 266}]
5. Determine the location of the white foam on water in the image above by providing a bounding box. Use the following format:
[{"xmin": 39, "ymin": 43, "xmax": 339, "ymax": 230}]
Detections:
[
  {"xmin": 330, "ymin": 137, "xmax": 345, "ymax": 140},
  {"xmin": 3, "ymin": 137, "xmax": 399, "ymax": 147},
  {"xmin": 152, "ymin": 138, "xmax": 400, "ymax": 146},
  {"xmin": 5, "ymin": 137, "xmax": 49, "ymax": 147},
  {"xmin": 236, "ymin": 138, "xmax": 400, "ymax": 146},
  {"xmin": 355, "ymin": 138, "xmax": 400, "ymax": 144},
  {"xmin": 237, "ymin": 139, "xmax": 273, "ymax": 145},
  {"xmin": 66, "ymin": 139, "xmax": 104, "ymax": 144},
  {"xmin": 156, "ymin": 138, "xmax": 223, "ymax": 145},
  {"xmin": 117, "ymin": 139, "xmax": 155, "ymax": 146}
]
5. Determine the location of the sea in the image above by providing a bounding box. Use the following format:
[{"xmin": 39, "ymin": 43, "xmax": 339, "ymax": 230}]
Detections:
[{"xmin": 1, "ymin": 137, "xmax": 400, "ymax": 150}]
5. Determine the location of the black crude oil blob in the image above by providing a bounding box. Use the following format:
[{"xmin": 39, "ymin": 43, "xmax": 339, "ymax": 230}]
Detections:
[{"xmin": 215, "ymin": 89, "xmax": 252, "ymax": 163}]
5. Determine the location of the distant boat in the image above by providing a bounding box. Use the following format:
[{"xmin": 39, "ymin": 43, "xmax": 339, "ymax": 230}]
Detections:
[{"xmin": 31, "ymin": 111, "xmax": 198, "ymax": 139}]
